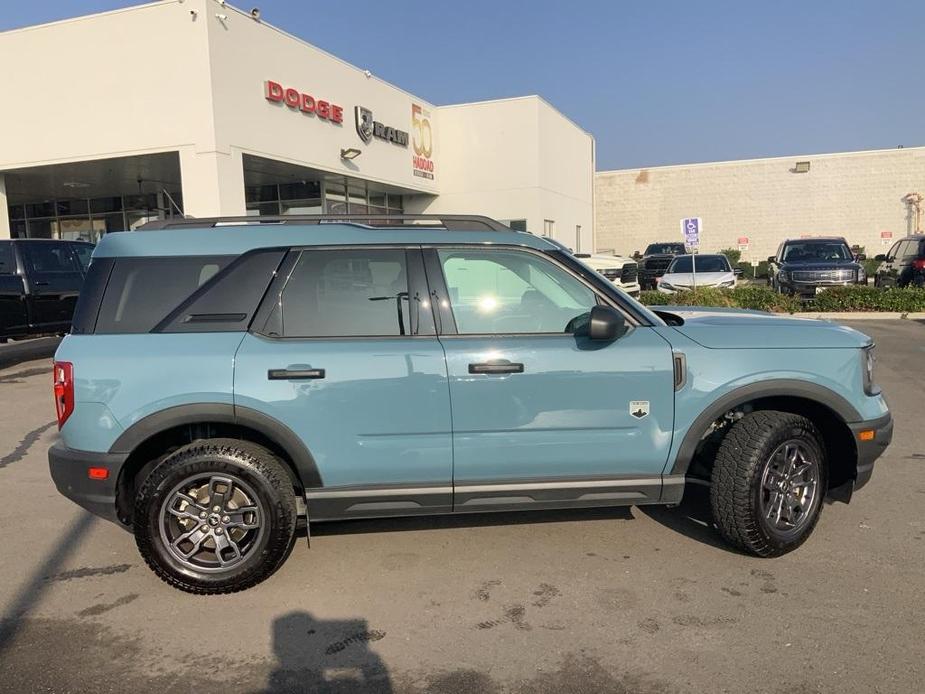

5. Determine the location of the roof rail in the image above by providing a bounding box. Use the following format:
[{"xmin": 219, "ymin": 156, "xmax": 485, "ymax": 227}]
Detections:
[{"xmin": 137, "ymin": 213, "xmax": 511, "ymax": 232}]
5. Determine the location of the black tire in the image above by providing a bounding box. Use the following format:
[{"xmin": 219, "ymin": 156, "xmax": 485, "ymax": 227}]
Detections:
[
  {"xmin": 710, "ymin": 411, "xmax": 827, "ymax": 557},
  {"xmin": 134, "ymin": 438, "xmax": 298, "ymax": 594}
]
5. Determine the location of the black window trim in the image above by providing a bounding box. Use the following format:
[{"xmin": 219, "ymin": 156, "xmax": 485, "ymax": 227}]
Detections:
[
  {"xmin": 250, "ymin": 244, "xmax": 436, "ymax": 341},
  {"xmin": 421, "ymin": 244, "xmax": 650, "ymax": 338}
]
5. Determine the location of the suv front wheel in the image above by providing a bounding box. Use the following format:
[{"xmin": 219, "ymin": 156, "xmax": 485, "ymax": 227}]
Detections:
[
  {"xmin": 710, "ymin": 411, "xmax": 827, "ymax": 557},
  {"xmin": 134, "ymin": 438, "xmax": 298, "ymax": 594}
]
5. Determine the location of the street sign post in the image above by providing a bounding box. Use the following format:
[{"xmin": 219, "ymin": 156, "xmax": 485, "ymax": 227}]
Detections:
[{"xmin": 681, "ymin": 217, "xmax": 701, "ymax": 289}]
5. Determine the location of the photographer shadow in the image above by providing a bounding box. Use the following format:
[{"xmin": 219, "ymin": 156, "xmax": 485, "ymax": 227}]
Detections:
[{"xmin": 263, "ymin": 611, "xmax": 392, "ymax": 694}]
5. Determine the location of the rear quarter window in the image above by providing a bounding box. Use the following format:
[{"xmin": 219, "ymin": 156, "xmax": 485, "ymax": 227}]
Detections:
[
  {"xmin": 0, "ymin": 243, "xmax": 14, "ymax": 275},
  {"xmin": 94, "ymin": 256, "xmax": 233, "ymax": 333}
]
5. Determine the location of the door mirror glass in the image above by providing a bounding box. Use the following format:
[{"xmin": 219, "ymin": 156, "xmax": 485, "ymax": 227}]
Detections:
[
  {"xmin": 874, "ymin": 254, "xmax": 886, "ymax": 262},
  {"xmin": 588, "ymin": 305, "xmax": 627, "ymax": 341}
]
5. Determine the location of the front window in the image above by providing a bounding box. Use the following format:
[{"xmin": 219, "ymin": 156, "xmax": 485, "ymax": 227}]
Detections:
[
  {"xmin": 667, "ymin": 255, "xmax": 731, "ymax": 273},
  {"xmin": 781, "ymin": 241, "xmax": 852, "ymax": 262},
  {"xmin": 438, "ymin": 249, "xmax": 597, "ymax": 334},
  {"xmin": 645, "ymin": 243, "xmax": 685, "ymax": 255}
]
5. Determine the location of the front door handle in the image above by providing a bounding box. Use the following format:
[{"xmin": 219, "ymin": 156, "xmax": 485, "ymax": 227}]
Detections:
[
  {"xmin": 268, "ymin": 368, "xmax": 326, "ymax": 380},
  {"xmin": 468, "ymin": 360, "xmax": 524, "ymax": 375}
]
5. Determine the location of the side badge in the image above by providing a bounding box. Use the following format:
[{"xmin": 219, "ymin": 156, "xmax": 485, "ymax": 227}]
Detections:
[{"xmin": 630, "ymin": 401, "xmax": 650, "ymax": 419}]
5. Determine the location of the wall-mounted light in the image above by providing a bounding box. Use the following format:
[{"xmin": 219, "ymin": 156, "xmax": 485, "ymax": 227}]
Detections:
[
  {"xmin": 792, "ymin": 161, "xmax": 811, "ymax": 173},
  {"xmin": 340, "ymin": 148, "xmax": 362, "ymax": 160}
]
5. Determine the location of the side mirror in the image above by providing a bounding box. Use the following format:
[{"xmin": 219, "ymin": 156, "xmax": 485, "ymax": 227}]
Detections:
[
  {"xmin": 588, "ymin": 305, "xmax": 627, "ymax": 341},
  {"xmin": 767, "ymin": 256, "xmax": 776, "ymax": 264},
  {"xmin": 733, "ymin": 267, "xmax": 743, "ymax": 276},
  {"xmin": 855, "ymin": 253, "xmax": 867, "ymax": 261},
  {"xmin": 632, "ymin": 251, "xmax": 642, "ymax": 259},
  {"xmin": 874, "ymin": 254, "xmax": 886, "ymax": 262}
]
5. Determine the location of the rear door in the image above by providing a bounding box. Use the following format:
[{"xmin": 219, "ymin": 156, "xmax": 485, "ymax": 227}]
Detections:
[
  {"xmin": 234, "ymin": 246, "xmax": 453, "ymax": 520},
  {"xmin": 19, "ymin": 241, "xmax": 84, "ymax": 330},
  {"xmin": 0, "ymin": 242, "xmax": 28, "ymax": 336},
  {"xmin": 426, "ymin": 246, "xmax": 676, "ymax": 511}
]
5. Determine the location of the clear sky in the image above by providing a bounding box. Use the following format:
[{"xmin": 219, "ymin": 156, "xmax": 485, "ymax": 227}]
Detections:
[{"xmin": 2, "ymin": 0, "xmax": 922, "ymax": 170}]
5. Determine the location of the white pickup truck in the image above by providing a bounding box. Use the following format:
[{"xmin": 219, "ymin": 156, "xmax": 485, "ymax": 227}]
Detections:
[{"xmin": 574, "ymin": 252, "xmax": 641, "ymax": 297}]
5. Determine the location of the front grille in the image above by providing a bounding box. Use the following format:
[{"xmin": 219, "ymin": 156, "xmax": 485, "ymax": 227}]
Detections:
[
  {"xmin": 621, "ymin": 263, "xmax": 638, "ymax": 283},
  {"xmin": 600, "ymin": 268, "xmax": 622, "ymax": 281},
  {"xmin": 791, "ymin": 269, "xmax": 854, "ymax": 283}
]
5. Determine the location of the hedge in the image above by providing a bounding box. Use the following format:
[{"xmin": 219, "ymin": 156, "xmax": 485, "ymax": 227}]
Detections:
[{"xmin": 639, "ymin": 285, "xmax": 925, "ymax": 313}]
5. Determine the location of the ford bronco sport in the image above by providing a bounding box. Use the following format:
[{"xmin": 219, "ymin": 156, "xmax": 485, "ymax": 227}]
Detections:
[{"xmin": 48, "ymin": 214, "xmax": 892, "ymax": 594}]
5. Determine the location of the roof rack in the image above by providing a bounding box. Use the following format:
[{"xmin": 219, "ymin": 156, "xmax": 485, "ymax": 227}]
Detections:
[{"xmin": 137, "ymin": 213, "xmax": 511, "ymax": 232}]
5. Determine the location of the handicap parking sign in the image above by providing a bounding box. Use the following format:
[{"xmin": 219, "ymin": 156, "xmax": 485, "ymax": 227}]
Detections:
[{"xmin": 681, "ymin": 217, "xmax": 701, "ymax": 247}]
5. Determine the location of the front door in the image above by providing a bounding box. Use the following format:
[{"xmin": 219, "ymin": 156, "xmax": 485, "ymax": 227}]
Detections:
[
  {"xmin": 234, "ymin": 247, "xmax": 453, "ymax": 520},
  {"xmin": 18, "ymin": 241, "xmax": 84, "ymax": 331},
  {"xmin": 426, "ymin": 247, "xmax": 675, "ymax": 512},
  {"xmin": 0, "ymin": 243, "xmax": 28, "ymax": 336}
]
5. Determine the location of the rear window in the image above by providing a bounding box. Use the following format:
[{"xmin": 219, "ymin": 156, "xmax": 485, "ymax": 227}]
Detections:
[
  {"xmin": 645, "ymin": 243, "xmax": 684, "ymax": 255},
  {"xmin": 94, "ymin": 256, "xmax": 232, "ymax": 333}
]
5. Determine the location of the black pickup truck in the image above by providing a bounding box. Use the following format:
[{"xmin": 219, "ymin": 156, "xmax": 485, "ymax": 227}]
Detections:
[
  {"xmin": 636, "ymin": 241, "xmax": 686, "ymax": 289},
  {"xmin": 0, "ymin": 239, "xmax": 94, "ymax": 342}
]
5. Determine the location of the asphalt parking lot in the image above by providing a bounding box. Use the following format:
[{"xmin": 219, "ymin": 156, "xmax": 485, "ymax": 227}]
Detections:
[{"xmin": 0, "ymin": 321, "xmax": 922, "ymax": 694}]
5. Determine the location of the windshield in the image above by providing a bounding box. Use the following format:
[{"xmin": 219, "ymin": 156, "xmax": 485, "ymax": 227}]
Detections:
[
  {"xmin": 781, "ymin": 241, "xmax": 852, "ymax": 262},
  {"xmin": 667, "ymin": 255, "xmax": 731, "ymax": 273},
  {"xmin": 645, "ymin": 243, "xmax": 685, "ymax": 255}
]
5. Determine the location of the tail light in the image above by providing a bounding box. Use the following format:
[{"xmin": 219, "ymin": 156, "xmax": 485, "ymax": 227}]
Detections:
[
  {"xmin": 53, "ymin": 361, "xmax": 74, "ymax": 429},
  {"xmin": 912, "ymin": 259, "xmax": 925, "ymax": 270}
]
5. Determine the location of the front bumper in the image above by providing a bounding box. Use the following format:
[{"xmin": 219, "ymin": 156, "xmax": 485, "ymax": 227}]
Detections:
[
  {"xmin": 48, "ymin": 441, "xmax": 127, "ymax": 524},
  {"xmin": 780, "ymin": 280, "xmax": 861, "ymax": 297},
  {"xmin": 850, "ymin": 412, "xmax": 893, "ymax": 491}
]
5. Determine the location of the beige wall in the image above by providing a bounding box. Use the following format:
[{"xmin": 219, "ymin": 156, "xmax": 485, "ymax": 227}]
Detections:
[
  {"xmin": 0, "ymin": 1, "xmax": 210, "ymax": 168},
  {"xmin": 206, "ymin": 4, "xmax": 440, "ymax": 202},
  {"xmin": 413, "ymin": 97, "xmax": 594, "ymax": 251},
  {"xmin": 595, "ymin": 147, "xmax": 925, "ymax": 261}
]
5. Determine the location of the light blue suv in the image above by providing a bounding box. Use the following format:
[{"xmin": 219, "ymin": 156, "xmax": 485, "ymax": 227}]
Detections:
[{"xmin": 48, "ymin": 215, "xmax": 892, "ymax": 593}]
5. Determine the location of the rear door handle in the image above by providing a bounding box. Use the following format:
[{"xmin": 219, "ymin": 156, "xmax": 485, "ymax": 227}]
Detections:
[
  {"xmin": 468, "ymin": 360, "xmax": 524, "ymax": 375},
  {"xmin": 267, "ymin": 368, "xmax": 326, "ymax": 380}
]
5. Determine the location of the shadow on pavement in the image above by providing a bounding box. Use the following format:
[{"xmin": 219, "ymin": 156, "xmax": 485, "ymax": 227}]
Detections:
[
  {"xmin": 0, "ymin": 512, "xmax": 96, "ymax": 655},
  {"xmin": 263, "ymin": 611, "xmax": 392, "ymax": 694},
  {"xmin": 309, "ymin": 504, "xmax": 633, "ymax": 538},
  {"xmin": 0, "ymin": 336, "xmax": 61, "ymax": 369},
  {"xmin": 638, "ymin": 483, "xmax": 733, "ymax": 552}
]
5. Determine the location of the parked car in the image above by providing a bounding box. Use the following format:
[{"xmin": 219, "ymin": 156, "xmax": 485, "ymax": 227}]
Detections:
[
  {"xmin": 48, "ymin": 214, "xmax": 891, "ymax": 593},
  {"xmin": 637, "ymin": 242, "xmax": 686, "ymax": 289},
  {"xmin": 0, "ymin": 239, "xmax": 94, "ymax": 343},
  {"xmin": 767, "ymin": 237, "xmax": 866, "ymax": 298},
  {"xmin": 574, "ymin": 252, "xmax": 641, "ymax": 297},
  {"xmin": 657, "ymin": 254, "xmax": 739, "ymax": 293},
  {"xmin": 873, "ymin": 235, "xmax": 925, "ymax": 288}
]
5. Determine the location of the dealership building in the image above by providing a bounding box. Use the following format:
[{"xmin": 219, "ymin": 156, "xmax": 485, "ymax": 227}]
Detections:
[
  {"xmin": 595, "ymin": 146, "xmax": 925, "ymax": 261},
  {"xmin": 0, "ymin": 0, "xmax": 594, "ymax": 251}
]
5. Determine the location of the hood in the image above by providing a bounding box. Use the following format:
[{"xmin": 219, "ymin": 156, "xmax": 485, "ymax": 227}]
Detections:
[
  {"xmin": 660, "ymin": 272, "xmax": 733, "ymax": 287},
  {"xmin": 656, "ymin": 307, "xmax": 872, "ymax": 349}
]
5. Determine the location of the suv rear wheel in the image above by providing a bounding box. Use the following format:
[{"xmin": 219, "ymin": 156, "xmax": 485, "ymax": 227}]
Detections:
[
  {"xmin": 710, "ymin": 411, "xmax": 827, "ymax": 557},
  {"xmin": 134, "ymin": 438, "xmax": 297, "ymax": 594}
]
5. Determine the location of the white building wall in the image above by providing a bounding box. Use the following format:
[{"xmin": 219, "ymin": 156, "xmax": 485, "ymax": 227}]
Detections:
[
  {"xmin": 0, "ymin": 1, "xmax": 211, "ymax": 171},
  {"xmin": 413, "ymin": 97, "xmax": 594, "ymax": 250},
  {"xmin": 595, "ymin": 147, "xmax": 925, "ymax": 261}
]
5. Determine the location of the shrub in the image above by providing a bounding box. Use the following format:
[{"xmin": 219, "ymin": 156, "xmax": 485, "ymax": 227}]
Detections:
[
  {"xmin": 736, "ymin": 261, "xmax": 770, "ymax": 280},
  {"xmin": 638, "ymin": 284, "xmax": 925, "ymax": 313},
  {"xmin": 719, "ymin": 248, "xmax": 742, "ymax": 265}
]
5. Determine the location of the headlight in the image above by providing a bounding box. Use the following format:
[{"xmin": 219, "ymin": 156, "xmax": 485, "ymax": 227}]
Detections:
[
  {"xmin": 660, "ymin": 281, "xmax": 676, "ymax": 290},
  {"xmin": 862, "ymin": 345, "xmax": 879, "ymax": 395},
  {"xmin": 719, "ymin": 279, "xmax": 735, "ymax": 287}
]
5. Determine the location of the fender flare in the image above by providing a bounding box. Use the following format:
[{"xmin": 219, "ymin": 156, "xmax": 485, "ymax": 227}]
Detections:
[
  {"xmin": 109, "ymin": 403, "xmax": 322, "ymax": 488},
  {"xmin": 670, "ymin": 379, "xmax": 861, "ymax": 476}
]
